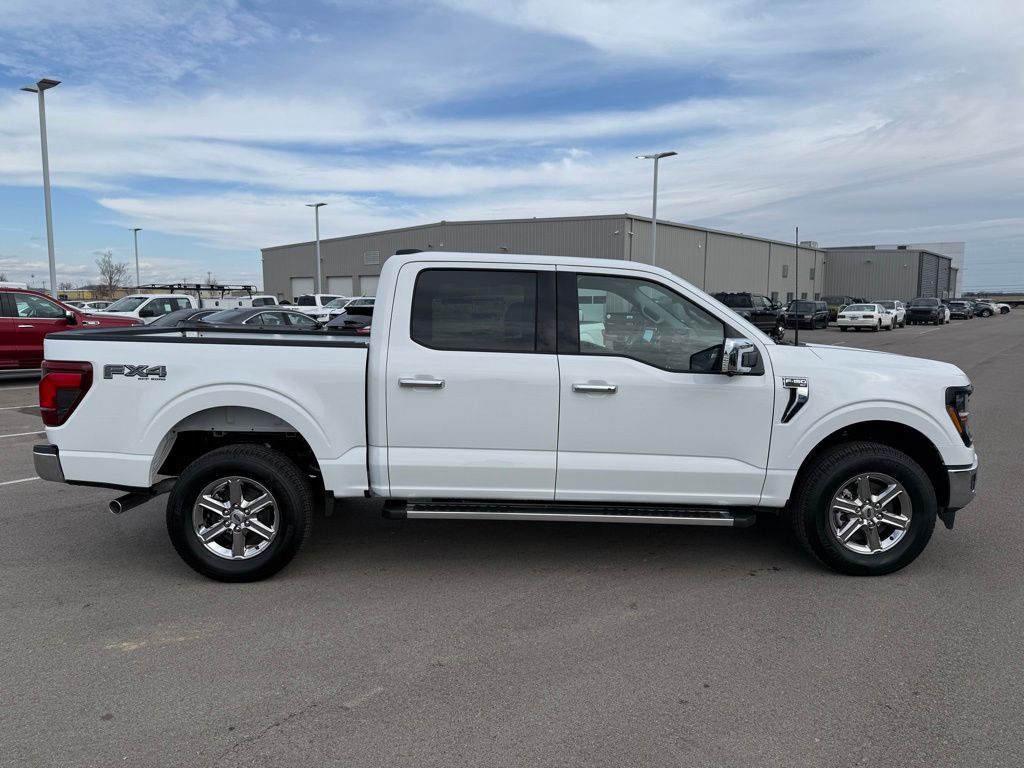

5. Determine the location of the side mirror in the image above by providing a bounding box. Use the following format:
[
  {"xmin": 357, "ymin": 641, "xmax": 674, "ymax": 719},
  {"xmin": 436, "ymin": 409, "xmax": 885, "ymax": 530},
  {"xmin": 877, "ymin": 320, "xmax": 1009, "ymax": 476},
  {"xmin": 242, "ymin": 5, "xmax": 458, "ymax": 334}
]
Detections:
[
  {"xmin": 64, "ymin": 310, "xmax": 78, "ymax": 326},
  {"xmin": 722, "ymin": 338, "xmax": 759, "ymax": 375}
]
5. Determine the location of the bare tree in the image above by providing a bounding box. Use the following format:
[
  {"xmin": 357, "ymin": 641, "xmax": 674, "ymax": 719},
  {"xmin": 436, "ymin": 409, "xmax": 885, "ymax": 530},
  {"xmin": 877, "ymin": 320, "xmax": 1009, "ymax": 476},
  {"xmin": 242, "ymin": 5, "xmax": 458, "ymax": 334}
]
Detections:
[
  {"xmin": 58, "ymin": 281, "xmax": 74, "ymax": 291},
  {"xmin": 0, "ymin": 272, "xmax": 7, "ymax": 281},
  {"xmin": 96, "ymin": 250, "xmax": 130, "ymax": 298}
]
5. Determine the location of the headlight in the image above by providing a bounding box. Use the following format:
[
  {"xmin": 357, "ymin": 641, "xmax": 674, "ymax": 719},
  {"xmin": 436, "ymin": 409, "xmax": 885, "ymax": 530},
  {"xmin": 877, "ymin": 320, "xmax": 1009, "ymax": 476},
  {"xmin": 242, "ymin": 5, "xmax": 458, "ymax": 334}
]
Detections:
[{"xmin": 945, "ymin": 386, "xmax": 973, "ymax": 447}]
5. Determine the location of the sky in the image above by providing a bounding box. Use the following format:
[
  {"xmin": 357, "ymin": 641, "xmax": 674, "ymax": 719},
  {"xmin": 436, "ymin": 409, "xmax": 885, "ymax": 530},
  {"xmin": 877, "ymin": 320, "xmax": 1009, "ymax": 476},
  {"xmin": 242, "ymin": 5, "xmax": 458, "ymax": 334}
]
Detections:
[{"xmin": 0, "ymin": 0, "xmax": 1022, "ymax": 291}]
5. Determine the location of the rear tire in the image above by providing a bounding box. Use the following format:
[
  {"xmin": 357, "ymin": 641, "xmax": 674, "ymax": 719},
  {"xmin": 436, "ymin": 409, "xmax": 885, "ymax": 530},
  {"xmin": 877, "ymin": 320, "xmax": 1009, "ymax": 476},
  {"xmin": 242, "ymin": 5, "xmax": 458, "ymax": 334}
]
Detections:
[
  {"xmin": 166, "ymin": 445, "xmax": 314, "ymax": 582},
  {"xmin": 789, "ymin": 441, "xmax": 936, "ymax": 575},
  {"xmin": 840, "ymin": 326, "xmax": 848, "ymax": 332}
]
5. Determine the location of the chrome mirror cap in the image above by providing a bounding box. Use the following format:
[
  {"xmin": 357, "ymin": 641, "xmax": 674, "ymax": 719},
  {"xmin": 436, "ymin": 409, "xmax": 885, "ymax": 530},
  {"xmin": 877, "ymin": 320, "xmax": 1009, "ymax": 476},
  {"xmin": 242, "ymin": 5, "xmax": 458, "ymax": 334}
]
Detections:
[{"xmin": 723, "ymin": 337, "xmax": 758, "ymax": 375}]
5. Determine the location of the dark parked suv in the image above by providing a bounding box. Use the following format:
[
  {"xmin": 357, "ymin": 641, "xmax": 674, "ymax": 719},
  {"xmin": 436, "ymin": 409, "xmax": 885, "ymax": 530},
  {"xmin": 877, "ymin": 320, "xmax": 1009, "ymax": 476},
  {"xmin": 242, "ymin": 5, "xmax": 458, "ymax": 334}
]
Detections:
[
  {"xmin": 713, "ymin": 292, "xmax": 785, "ymax": 341},
  {"xmin": 947, "ymin": 300, "xmax": 974, "ymax": 320},
  {"xmin": 907, "ymin": 297, "xmax": 946, "ymax": 325},
  {"xmin": 784, "ymin": 299, "xmax": 829, "ymax": 329}
]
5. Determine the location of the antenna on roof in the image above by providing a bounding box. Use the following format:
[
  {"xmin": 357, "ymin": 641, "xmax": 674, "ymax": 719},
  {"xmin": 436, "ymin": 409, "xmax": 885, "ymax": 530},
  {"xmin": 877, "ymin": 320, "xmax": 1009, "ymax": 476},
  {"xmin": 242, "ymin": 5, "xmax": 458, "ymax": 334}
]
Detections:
[{"xmin": 794, "ymin": 226, "xmax": 799, "ymax": 347}]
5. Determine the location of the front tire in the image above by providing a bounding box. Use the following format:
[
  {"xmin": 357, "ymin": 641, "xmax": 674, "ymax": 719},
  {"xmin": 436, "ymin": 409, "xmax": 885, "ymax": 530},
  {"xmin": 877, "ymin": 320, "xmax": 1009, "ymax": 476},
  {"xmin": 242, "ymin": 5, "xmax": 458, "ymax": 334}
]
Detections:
[
  {"xmin": 789, "ymin": 441, "xmax": 936, "ymax": 575},
  {"xmin": 166, "ymin": 444, "xmax": 314, "ymax": 582}
]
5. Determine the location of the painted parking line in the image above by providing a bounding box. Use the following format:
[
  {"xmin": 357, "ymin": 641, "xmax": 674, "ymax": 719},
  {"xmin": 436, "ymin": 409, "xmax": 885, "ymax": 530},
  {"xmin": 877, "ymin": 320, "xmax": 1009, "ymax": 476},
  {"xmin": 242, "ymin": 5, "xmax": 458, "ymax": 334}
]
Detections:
[
  {"xmin": 0, "ymin": 477, "xmax": 39, "ymax": 487},
  {"xmin": 0, "ymin": 405, "xmax": 37, "ymax": 410},
  {"xmin": 0, "ymin": 431, "xmax": 44, "ymax": 439},
  {"xmin": 0, "ymin": 385, "xmax": 39, "ymax": 391}
]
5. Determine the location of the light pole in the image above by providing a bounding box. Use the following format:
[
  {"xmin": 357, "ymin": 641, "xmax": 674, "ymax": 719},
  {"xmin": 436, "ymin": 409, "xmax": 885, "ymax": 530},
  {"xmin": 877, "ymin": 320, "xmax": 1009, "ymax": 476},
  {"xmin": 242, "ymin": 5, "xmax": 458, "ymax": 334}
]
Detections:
[
  {"xmin": 21, "ymin": 78, "xmax": 61, "ymax": 297},
  {"xmin": 636, "ymin": 150, "xmax": 677, "ymax": 266},
  {"xmin": 305, "ymin": 202, "xmax": 327, "ymax": 293},
  {"xmin": 132, "ymin": 228, "xmax": 142, "ymax": 287}
]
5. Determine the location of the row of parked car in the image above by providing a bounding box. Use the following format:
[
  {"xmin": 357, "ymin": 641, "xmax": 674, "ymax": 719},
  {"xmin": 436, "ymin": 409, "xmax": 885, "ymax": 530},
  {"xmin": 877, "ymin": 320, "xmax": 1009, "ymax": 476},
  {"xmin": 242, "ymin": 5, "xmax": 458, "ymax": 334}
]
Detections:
[
  {"xmin": 713, "ymin": 291, "xmax": 1010, "ymax": 339},
  {"xmin": 0, "ymin": 285, "xmax": 375, "ymax": 374}
]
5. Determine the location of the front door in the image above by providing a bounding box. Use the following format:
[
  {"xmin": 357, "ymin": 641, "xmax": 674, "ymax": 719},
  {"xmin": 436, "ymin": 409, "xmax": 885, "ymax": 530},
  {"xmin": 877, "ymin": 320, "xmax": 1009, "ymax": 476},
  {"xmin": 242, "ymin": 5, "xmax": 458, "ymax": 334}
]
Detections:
[
  {"xmin": 10, "ymin": 292, "xmax": 71, "ymax": 369},
  {"xmin": 385, "ymin": 263, "xmax": 559, "ymax": 500},
  {"xmin": 555, "ymin": 268, "xmax": 775, "ymax": 506}
]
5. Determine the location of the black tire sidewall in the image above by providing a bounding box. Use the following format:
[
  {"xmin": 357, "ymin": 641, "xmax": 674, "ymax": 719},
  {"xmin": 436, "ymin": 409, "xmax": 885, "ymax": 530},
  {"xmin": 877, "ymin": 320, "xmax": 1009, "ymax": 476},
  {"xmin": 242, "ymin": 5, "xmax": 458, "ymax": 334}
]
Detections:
[
  {"xmin": 166, "ymin": 447, "xmax": 312, "ymax": 582},
  {"xmin": 795, "ymin": 445, "xmax": 937, "ymax": 575}
]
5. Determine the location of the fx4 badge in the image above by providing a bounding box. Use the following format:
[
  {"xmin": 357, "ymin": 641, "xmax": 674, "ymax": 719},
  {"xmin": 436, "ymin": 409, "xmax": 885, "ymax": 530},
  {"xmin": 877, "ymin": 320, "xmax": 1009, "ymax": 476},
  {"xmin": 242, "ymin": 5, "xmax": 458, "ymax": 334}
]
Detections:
[{"xmin": 104, "ymin": 364, "xmax": 167, "ymax": 380}]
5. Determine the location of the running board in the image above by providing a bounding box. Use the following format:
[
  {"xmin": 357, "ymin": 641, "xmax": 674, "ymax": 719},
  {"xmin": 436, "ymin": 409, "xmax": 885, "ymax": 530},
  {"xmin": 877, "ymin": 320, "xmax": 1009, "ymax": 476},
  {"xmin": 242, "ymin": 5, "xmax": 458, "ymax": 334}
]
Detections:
[{"xmin": 385, "ymin": 501, "xmax": 756, "ymax": 527}]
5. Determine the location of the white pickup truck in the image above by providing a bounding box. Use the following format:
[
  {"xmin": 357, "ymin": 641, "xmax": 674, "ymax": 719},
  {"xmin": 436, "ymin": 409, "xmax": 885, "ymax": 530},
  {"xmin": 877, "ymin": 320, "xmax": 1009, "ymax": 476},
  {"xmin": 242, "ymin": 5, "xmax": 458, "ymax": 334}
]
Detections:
[{"xmin": 33, "ymin": 252, "xmax": 978, "ymax": 581}]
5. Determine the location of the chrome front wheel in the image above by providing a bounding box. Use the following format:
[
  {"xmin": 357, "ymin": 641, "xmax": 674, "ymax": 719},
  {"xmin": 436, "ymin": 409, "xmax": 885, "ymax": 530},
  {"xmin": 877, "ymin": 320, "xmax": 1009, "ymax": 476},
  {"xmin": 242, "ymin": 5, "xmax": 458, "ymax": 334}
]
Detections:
[{"xmin": 828, "ymin": 473, "xmax": 912, "ymax": 555}]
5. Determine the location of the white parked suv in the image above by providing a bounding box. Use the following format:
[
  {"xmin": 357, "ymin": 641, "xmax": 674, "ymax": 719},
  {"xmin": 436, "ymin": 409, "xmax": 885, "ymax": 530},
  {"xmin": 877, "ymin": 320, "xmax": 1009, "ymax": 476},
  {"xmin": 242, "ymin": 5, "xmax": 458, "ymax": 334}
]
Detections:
[
  {"xmin": 33, "ymin": 252, "xmax": 977, "ymax": 581},
  {"xmin": 308, "ymin": 296, "xmax": 376, "ymax": 322},
  {"xmin": 837, "ymin": 303, "xmax": 895, "ymax": 332},
  {"xmin": 293, "ymin": 294, "xmax": 346, "ymax": 315},
  {"xmin": 91, "ymin": 294, "xmax": 197, "ymax": 324},
  {"xmin": 875, "ymin": 300, "xmax": 906, "ymax": 328}
]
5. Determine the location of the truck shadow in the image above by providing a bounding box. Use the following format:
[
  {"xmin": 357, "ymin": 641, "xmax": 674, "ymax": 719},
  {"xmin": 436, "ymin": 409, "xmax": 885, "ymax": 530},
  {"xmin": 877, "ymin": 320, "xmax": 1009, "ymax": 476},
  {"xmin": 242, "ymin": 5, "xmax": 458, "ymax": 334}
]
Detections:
[{"xmin": 293, "ymin": 499, "xmax": 821, "ymax": 579}]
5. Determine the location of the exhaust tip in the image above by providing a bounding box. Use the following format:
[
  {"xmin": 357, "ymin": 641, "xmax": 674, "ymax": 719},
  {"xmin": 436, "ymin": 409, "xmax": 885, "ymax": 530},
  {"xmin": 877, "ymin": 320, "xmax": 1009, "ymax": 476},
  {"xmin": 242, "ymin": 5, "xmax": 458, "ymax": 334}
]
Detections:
[{"xmin": 108, "ymin": 499, "xmax": 124, "ymax": 515}]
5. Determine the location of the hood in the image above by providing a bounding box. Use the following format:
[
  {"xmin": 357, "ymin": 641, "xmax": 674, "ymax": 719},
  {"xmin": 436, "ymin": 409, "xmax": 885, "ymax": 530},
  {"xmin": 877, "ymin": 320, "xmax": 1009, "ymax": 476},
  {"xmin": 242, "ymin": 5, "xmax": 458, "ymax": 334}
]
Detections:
[{"xmin": 776, "ymin": 342, "xmax": 969, "ymax": 383}]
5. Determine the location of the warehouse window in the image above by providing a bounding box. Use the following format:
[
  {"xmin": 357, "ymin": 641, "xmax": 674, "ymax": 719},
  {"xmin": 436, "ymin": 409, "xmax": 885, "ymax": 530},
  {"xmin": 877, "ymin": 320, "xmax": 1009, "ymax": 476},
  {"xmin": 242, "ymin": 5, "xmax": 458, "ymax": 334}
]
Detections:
[
  {"xmin": 770, "ymin": 291, "xmax": 779, "ymax": 303},
  {"xmin": 800, "ymin": 292, "xmax": 808, "ymax": 300},
  {"xmin": 782, "ymin": 264, "xmax": 789, "ymax": 278},
  {"xmin": 786, "ymin": 292, "xmax": 794, "ymax": 302},
  {"xmin": 814, "ymin": 293, "xmax": 821, "ymax": 300},
  {"xmin": 809, "ymin": 267, "xmax": 816, "ymax": 280}
]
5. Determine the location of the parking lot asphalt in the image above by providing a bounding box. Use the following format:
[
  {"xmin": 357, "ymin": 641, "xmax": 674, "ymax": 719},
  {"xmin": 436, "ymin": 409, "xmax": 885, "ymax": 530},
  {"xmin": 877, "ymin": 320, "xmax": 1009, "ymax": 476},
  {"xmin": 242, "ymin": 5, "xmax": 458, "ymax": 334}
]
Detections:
[{"xmin": 2, "ymin": 314, "xmax": 1022, "ymax": 768}]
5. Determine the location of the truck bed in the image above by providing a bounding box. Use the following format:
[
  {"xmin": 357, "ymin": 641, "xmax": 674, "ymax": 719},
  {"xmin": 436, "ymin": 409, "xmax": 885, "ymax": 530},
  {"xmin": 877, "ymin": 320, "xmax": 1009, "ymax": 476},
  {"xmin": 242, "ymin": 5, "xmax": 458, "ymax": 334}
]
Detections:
[{"xmin": 42, "ymin": 326, "xmax": 370, "ymax": 495}]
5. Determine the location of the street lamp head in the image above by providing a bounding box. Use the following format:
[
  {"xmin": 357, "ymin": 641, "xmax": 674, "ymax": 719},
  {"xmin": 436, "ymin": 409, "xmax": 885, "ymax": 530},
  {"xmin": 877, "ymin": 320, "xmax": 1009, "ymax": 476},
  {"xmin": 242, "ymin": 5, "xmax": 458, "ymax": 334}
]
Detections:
[
  {"xmin": 636, "ymin": 151, "xmax": 677, "ymax": 160},
  {"xmin": 21, "ymin": 78, "xmax": 61, "ymax": 93},
  {"xmin": 306, "ymin": 202, "xmax": 327, "ymax": 209},
  {"xmin": 132, "ymin": 227, "xmax": 142, "ymax": 233}
]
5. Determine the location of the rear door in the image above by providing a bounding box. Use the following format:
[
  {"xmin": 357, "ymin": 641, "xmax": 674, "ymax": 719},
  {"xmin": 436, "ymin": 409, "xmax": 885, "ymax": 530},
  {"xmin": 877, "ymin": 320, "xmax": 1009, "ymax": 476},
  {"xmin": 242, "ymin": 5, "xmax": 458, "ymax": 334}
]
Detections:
[
  {"xmin": 385, "ymin": 263, "xmax": 559, "ymax": 499},
  {"xmin": 10, "ymin": 292, "xmax": 71, "ymax": 369}
]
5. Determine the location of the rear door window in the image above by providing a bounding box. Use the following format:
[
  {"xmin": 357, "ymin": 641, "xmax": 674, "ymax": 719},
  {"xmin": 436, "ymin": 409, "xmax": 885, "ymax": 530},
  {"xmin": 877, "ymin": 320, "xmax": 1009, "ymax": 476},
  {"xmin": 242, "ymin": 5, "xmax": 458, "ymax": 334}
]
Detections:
[{"xmin": 411, "ymin": 269, "xmax": 538, "ymax": 352}]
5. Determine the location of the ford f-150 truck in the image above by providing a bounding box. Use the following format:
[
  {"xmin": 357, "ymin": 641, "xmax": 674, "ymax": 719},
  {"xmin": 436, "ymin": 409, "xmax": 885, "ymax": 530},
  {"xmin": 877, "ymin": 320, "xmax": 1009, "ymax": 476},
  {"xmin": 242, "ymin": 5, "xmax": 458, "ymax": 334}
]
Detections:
[{"xmin": 33, "ymin": 253, "xmax": 978, "ymax": 581}]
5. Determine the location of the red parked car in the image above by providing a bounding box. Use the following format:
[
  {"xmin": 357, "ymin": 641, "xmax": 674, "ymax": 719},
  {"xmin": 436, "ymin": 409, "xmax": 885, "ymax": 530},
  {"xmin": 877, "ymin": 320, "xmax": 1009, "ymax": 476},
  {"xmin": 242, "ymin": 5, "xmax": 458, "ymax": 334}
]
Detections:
[{"xmin": 0, "ymin": 287, "xmax": 141, "ymax": 372}]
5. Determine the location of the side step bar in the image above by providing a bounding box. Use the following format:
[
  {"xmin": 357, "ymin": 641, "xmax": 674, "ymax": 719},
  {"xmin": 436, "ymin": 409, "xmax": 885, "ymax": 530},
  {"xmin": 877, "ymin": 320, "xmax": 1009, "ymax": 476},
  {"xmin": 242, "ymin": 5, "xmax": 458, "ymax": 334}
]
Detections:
[{"xmin": 385, "ymin": 501, "xmax": 756, "ymax": 528}]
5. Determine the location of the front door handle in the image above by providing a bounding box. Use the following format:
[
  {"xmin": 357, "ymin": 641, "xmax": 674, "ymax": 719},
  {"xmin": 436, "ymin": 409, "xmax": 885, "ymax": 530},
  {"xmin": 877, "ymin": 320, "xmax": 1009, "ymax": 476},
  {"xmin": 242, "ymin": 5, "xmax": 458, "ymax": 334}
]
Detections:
[
  {"xmin": 572, "ymin": 383, "xmax": 618, "ymax": 394},
  {"xmin": 399, "ymin": 378, "xmax": 445, "ymax": 389},
  {"xmin": 17, "ymin": 324, "xmax": 35, "ymax": 328}
]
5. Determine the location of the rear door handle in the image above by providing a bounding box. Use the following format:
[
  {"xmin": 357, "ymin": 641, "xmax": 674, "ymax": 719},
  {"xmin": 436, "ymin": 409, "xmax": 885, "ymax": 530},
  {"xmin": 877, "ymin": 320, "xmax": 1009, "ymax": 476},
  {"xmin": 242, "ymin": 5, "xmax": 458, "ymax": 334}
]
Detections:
[
  {"xmin": 572, "ymin": 383, "xmax": 618, "ymax": 394},
  {"xmin": 399, "ymin": 378, "xmax": 445, "ymax": 389},
  {"xmin": 17, "ymin": 324, "xmax": 35, "ymax": 328}
]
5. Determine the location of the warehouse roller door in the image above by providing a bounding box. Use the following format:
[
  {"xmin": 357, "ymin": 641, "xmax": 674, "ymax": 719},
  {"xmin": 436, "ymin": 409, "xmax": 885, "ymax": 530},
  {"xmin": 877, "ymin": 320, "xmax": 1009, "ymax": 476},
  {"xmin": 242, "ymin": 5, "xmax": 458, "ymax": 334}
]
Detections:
[{"xmin": 918, "ymin": 253, "xmax": 939, "ymax": 297}]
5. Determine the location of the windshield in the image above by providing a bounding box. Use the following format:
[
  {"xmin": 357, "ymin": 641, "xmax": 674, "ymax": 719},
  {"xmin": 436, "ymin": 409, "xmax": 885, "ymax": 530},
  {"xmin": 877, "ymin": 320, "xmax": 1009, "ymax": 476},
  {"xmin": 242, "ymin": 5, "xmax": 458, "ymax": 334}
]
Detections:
[
  {"xmin": 104, "ymin": 296, "xmax": 147, "ymax": 312},
  {"xmin": 878, "ymin": 301, "xmax": 896, "ymax": 309},
  {"xmin": 324, "ymin": 297, "xmax": 349, "ymax": 309},
  {"xmin": 787, "ymin": 301, "xmax": 816, "ymax": 311},
  {"xmin": 845, "ymin": 304, "xmax": 875, "ymax": 312},
  {"xmin": 909, "ymin": 298, "xmax": 938, "ymax": 307}
]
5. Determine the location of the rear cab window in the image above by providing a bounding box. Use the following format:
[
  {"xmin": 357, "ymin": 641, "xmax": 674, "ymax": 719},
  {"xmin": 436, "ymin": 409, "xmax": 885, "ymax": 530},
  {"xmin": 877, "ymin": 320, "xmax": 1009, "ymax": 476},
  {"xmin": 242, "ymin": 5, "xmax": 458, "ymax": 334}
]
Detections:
[{"xmin": 411, "ymin": 269, "xmax": 541, "ymax": 353}]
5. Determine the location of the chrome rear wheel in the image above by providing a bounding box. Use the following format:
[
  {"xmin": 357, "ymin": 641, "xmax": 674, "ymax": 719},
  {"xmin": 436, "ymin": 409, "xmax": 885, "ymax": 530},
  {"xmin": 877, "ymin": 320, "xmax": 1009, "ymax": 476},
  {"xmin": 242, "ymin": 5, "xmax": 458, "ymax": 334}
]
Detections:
[{"xmin": 192, "ymin": 476, "xmax": 279, "ymax": 560}]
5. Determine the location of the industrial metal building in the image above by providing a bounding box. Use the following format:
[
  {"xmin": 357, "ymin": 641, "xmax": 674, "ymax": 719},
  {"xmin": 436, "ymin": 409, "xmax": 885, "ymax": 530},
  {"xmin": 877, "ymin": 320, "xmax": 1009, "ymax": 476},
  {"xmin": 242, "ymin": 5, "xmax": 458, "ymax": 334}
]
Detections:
[
  {"xmin": 830, "ymin": 241, "xmax": 965, "ymax": 297},
  {"xmin": 262, "ymin": 214, "xmax": 827, "ymax": 304},
  {"xmin": 822, "ymin": 247, "xmax": 957, "ymax": 300}
]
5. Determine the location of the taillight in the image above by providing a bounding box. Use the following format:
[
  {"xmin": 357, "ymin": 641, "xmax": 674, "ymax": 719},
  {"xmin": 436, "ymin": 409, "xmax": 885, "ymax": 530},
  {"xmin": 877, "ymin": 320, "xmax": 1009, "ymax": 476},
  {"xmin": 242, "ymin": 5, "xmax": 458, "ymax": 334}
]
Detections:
[
  {"xmin": 357, "ymin": 325, "xmax": 371, "ymax": 335},
  {"xmin": 39, "ymin": 361, "xmax": 93, "ymax": 427},
  {"xmin": 945, "ymin": 386, "xmax": 972, "ymax": 447}
]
